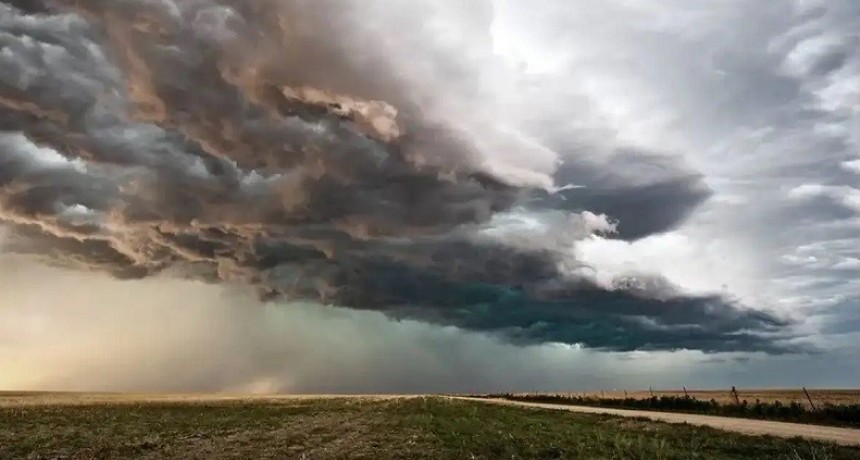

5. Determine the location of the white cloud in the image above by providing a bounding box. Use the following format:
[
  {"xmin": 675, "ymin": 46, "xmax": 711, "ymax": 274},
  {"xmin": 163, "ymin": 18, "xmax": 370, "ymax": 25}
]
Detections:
[{"xmin": 842, "ymin": 159, "xmax": 860, "ymax": 174}]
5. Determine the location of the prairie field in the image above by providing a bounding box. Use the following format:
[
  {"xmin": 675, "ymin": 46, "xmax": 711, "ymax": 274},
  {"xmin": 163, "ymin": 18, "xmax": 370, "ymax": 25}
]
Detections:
[{"xmin": 2, "ymin": 392, "xmax": 860, "ymax": 459}]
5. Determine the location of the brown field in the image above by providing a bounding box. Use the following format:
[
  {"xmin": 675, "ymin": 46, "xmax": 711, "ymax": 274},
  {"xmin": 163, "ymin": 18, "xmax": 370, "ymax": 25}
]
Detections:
[{"xmin": 514, "ymin": 389, "xmax": 860, "ymax": 407}]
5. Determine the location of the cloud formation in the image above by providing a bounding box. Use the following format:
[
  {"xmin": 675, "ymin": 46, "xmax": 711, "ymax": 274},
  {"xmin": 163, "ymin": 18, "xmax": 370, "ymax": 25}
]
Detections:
[{"xmin": 0, "ymin": 0, "xmax": 797, "ymax": 353}]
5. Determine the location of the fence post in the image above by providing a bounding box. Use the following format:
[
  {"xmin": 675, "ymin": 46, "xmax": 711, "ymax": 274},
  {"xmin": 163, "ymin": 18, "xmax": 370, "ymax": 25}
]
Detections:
[{"xmin": 802, "ymin": 387, "xmax": 817, "ymax": 411}]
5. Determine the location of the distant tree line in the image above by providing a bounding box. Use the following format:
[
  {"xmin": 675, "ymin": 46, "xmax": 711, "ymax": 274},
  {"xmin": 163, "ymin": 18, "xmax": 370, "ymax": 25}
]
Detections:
[{"xmin": 481, "ymin": 393, "xmax": 860, "ymax": 428}]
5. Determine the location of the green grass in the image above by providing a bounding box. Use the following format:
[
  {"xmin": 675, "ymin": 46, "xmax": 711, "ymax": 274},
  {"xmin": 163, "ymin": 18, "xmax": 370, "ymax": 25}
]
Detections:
[{"xmin": 1, "ymin": 396, "xmax": 858, "ymax": 459}]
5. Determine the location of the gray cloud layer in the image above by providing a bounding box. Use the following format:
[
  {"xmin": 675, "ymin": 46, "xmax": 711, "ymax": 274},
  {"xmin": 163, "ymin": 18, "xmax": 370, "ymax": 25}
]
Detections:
[{"xmin": 0, "ymin": 1, "xmax": 795, "ymax": 353}]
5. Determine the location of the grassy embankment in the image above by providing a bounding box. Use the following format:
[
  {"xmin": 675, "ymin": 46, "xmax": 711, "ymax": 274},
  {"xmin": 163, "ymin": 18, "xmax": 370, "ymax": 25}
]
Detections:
[{"xmin": 481, "ymin": 390, "xmax": 860, "ymax": 428}]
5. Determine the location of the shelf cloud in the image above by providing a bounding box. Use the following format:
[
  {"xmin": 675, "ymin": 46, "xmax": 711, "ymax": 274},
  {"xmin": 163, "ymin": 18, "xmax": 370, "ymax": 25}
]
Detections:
[{"xmin": 0, "ymin": 0, "xmax": 799, "ymax": 354}]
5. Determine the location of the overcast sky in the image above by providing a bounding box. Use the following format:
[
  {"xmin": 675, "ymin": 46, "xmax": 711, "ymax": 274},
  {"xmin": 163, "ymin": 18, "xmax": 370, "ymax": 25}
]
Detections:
[{"xmin": 0, "ymin": 0, "xmax": 858, "ymax": 392}]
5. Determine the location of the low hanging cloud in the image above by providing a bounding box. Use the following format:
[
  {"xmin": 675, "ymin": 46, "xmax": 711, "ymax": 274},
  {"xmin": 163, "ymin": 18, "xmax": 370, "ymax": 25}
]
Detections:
[{"xmin": 0, "ymin": 0, "xmax": 794, "ymax": 353}]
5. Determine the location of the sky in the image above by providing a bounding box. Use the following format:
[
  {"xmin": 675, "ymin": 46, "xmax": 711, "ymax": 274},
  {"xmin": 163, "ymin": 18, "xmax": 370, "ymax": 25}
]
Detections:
[{"xmin": 0, "ymin": 0, "xmax": 858, "ymax": 393}]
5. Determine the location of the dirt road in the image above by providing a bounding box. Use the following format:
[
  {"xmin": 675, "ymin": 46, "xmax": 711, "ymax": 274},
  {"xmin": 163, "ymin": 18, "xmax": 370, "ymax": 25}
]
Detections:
[{"xmin": 456, "ymin": 397, "xmax": 860, "ymax": 446}]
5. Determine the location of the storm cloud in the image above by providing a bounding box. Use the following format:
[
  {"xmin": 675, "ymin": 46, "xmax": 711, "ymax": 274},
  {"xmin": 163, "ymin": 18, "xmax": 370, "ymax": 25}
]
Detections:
[{"xmin": 0, "ymin": 0, "xmax": 796, "ymax": 353}]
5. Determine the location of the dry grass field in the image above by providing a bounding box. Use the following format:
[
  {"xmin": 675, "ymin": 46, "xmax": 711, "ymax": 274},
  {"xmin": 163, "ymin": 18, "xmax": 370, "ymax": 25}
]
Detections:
[{"xmin": 3, "ymin": 392, "xmax": 860, "ymax": 459}]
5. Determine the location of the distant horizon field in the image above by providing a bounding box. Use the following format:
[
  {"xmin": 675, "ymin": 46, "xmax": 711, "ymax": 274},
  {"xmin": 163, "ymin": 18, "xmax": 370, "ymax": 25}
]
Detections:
[
  {"xmin": 0, "ymin": 392, "xmax": 404, "ymax": 408},
  {"xmin": 4, "ymin": 388, "xmax": 860, "ymax": 407}
]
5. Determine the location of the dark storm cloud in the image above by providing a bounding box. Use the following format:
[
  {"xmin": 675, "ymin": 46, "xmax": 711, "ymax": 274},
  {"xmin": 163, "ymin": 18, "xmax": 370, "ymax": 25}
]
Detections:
[
  {"xmin": 3, "ymin": 0, "xmax": 50, "ymax": 14},
  {"xmin": 0, "ymin": 0, "xmax": 794, "ymax": 353},
  {"xmin": 534, "ymin": 151, "xmax": 711, "ymax": 240}
]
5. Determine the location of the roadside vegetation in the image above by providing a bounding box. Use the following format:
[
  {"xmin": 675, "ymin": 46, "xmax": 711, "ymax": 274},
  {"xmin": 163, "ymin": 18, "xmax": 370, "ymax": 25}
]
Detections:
[
  {"xmin": 483, "ymin": 393, "xmax": 860, "ymax": 428},
  {"xmin": 2, "ymin": 394, "xmax": 859, "ymax": 459}
]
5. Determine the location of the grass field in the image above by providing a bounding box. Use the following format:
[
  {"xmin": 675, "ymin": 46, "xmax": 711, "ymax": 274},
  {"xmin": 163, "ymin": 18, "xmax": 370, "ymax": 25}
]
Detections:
[{"xmin": 2, "ymin": 393, "xmax": 860, "ymax": 459}]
